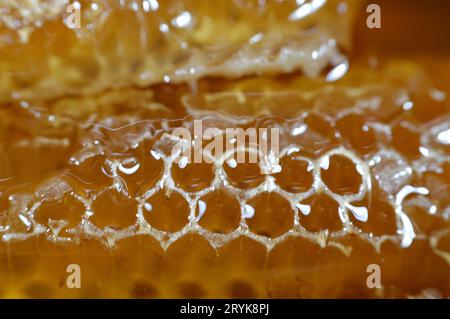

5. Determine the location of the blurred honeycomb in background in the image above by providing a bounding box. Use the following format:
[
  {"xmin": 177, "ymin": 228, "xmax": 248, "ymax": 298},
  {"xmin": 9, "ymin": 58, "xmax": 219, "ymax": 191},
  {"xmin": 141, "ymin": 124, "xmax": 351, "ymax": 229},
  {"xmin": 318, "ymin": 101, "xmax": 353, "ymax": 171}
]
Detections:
[{"xmin": 0, "ymin": 0, "xmax": 449, "ymax": 298}]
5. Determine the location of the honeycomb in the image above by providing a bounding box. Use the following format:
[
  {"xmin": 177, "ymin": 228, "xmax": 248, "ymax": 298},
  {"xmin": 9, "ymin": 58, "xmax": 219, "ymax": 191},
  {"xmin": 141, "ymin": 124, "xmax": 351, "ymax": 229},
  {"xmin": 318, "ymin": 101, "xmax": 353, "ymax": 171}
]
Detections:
[
  {"xmin": 0, "ymin": 0, "xmax": 450, "ymax": 299},
  {"xmin": 0, "ymin": 0, "xmax": 356, "ymax": 102}
]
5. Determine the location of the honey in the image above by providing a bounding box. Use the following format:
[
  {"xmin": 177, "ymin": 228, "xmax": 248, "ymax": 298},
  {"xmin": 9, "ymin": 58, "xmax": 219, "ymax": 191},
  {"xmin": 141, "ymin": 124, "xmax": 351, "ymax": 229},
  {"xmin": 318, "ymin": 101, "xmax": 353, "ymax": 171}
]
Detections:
[{"xmin": 0, "ymin": 0, "xmax": 449, "ymax": 299}]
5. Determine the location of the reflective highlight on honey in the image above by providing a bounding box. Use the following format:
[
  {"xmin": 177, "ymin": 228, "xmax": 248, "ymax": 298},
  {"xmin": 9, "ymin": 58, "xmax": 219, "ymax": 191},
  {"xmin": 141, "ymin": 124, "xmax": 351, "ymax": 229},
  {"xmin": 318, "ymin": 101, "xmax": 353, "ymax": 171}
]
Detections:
[{"xmin": 0, "ymin": 0, "xmax": 449, "ymax": 298}]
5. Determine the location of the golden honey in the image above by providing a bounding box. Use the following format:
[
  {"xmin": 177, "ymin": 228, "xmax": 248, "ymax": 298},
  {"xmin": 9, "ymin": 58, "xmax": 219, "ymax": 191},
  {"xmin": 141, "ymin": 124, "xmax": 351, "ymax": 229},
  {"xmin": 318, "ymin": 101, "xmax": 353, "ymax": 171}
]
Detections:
[{"xmin": 0, "ymin": 0, "xmax": 449, "ymax": 298}]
